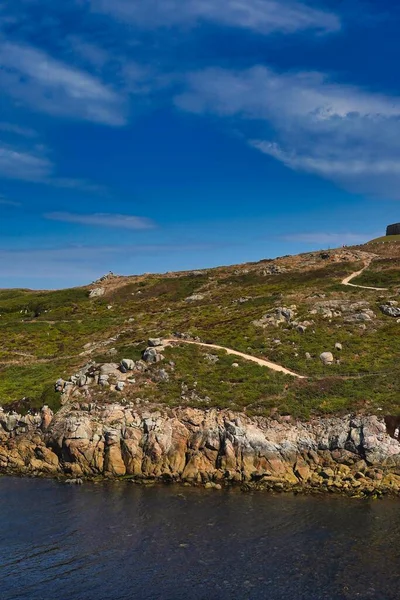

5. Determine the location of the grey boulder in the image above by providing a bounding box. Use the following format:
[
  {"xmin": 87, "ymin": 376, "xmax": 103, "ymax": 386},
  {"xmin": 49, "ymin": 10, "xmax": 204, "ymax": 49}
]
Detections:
[
  {"xmin": 143, "ymin": 347, "xmax": 163, "ymax": 364},
  {"xmin": 380, "ymin": 304, "xmax": 400, "ymax": 318},
  {"xmin": 320, "ymin": 352, "xmax": 334, "ymax": 365},
  {"xmin": 121, "ymin": 359, "xmax": 135, "ymax": 371},
  {"xmin": 148, "ymin": 338, "xmax": 163, "ymax": 347}
]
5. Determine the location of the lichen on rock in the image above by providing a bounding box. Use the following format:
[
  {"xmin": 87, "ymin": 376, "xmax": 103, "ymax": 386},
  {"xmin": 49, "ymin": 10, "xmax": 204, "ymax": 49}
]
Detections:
[{"xmin": 1, "ymin": 401, "xmax": 400, "ymax": 496}]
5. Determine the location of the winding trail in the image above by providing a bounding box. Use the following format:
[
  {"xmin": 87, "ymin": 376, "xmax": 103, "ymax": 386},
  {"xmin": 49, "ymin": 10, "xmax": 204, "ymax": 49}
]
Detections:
[
  {"xmin": 163, "ymin": 339, "xmax": 306, "ymax": 379},
  {"xmin": 1, "ymin": 260, "xmax": 386, "ymax": 378},
  {"xmin": 163, "ymin": 259, "xmax": 388, "ymax": 379},
  {"xmin": 341, "ymin": 261, "xmax": 388, "ymax": 291}
]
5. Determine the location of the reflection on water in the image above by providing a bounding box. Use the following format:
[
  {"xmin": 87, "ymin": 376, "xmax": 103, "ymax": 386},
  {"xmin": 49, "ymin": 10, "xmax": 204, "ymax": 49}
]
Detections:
[{"xmin": 0, "ymin": 477, "xmax": 399, "ymax": 600}]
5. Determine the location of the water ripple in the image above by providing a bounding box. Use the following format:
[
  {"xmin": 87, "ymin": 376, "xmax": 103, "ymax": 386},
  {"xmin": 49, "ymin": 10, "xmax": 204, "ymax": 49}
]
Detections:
[{"xmin": 0, "ymin": 478, "xmax": 399, "ymax": 600}]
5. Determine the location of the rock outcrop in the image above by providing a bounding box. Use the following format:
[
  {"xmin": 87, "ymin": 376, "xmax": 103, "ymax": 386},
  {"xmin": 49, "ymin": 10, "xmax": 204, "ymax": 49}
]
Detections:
[
  {"xmin": 89, "ymin": 287, "xmax": 105, "ymax": 298},
  {"xmin": 1, "ymin": 402, "xmax": 400, "ymax": 496},
  {"xmin": 380, "ymin": 302, "xmax": 400, "ymax": 318}
]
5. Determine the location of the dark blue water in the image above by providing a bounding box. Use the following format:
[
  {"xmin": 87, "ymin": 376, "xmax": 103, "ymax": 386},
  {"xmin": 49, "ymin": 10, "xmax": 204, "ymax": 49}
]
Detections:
[{"xmin": 1, "ymin": 478, "xmax": 399, "ymax": 600}]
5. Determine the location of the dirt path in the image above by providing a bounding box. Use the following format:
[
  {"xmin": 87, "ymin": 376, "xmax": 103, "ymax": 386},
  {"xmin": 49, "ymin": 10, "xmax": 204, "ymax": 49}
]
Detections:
[
  {"xmin": 341, "ymin": 262, "xmax": 388, "ymax": 291},
  {"xmin": 163, "ymin": 339, "xmax": 306, "ymax": 379},
  {"xmin": 1, "ymin": 259, "xmax": 386, "ymax": 375},
  {"xmin": 163, "ymin": 259, "xmax": 389, "ymax": 380}
]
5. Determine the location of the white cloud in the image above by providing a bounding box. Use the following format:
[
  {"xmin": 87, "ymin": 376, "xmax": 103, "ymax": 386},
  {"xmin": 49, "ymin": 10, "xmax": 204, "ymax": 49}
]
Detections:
[
  {"xmin": 176, "ymin": 66, "xmax": 400, "ymax": 199},
  {"xmin": 90, "ymin": 0, "xmax": 340, "ymax": 34},
  {"xmin": 0, "ymin": 145, "xmax": 53, "ymax": 181},
  {"xmin": 0, "ymin": 42, "xmax": 126, "ymax": 126},
  {"xmin": 251, "ymin": 141, "xmax": 400, "ymax": 176},
  {"xmin": 44, "ymin": 212, "xmax": 156, "ymax": 230},
  {"xmin": 280, "ymin": 232, "xmax": 375, "ymax": 245},
  {"xmin": 0, "ymin": 141, "xmax": 105, "ymax": 191},
  {"xmin": 176, "ymin": 66, "xmax": 400, "ymax": 120}
]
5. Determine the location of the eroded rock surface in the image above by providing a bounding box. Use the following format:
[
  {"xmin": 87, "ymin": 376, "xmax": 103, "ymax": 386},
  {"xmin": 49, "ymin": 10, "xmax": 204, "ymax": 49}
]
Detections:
[{"xmin": 1, "ymin": 403, "xmax": 400, "ymax": 495}]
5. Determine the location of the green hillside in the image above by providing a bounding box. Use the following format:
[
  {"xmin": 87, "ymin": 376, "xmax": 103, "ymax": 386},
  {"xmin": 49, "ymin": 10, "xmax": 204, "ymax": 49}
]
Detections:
[
  {"xmin": 367, "ymin": 235, "xmax": 400, "ymax": 244},
  {"xmin": 1, "ymin": 243, "xmax": 399, "ymax": 418}
]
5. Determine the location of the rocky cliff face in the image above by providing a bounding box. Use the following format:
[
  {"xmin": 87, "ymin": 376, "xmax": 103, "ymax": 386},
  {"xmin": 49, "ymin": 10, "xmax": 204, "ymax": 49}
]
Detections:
[{"xmin": 1, "ymin": 402, "xmax": 400, "ymax": 496}]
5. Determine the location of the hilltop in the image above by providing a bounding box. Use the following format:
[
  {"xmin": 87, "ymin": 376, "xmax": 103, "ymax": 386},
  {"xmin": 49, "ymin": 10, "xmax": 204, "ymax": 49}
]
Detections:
[{"xmin": 0, "ymin": 239, "xmax": 399, "ymax": 419}]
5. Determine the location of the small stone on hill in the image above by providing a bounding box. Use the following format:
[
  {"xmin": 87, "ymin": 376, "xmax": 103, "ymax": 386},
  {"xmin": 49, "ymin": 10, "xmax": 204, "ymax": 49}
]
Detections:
[
  {"xmin": 100, "ymin": 363, "xmax": 119, "ymax": 375},
  {"xmin": 143, "ymin": 347, "xmax": 164, "ymax": 364},
  {"xmin": 380, "ymin": 304, "xmax": 400, "ymax": 318},
  {"xmin": 320, "ymin": 352, "xmax": 334, "ymax": 365},
  {"xmin": 78, "ymin": 375, "xmax": 87, "ymax": 387},
  {"xmin": 344, "ymin": 310, "xmax": 375, "ymax": 323},
  {"xmin": 205, "ymin": 354, "xmax": 219, "ymax": 364},
  {"xmin": 152, "ymin": 369, "xmax": 169, "ymax": 382},
  {"xmin": 89, "ymin": 288, "xmax": 105, "ymax": 298},
  {"xmin": 98, "ymin": 374, "xmax": 109, "ymax": 386},
  {"xmin": 185, "ymin": 294, "xmax": 205, "ymax": 303},
  {"xmin": 253, "ymin": 306, "xmax": 297, "ymax": 328},
  {"xmin": 121, "ymin": 359, "xmax": 135, "ymax": 371}
]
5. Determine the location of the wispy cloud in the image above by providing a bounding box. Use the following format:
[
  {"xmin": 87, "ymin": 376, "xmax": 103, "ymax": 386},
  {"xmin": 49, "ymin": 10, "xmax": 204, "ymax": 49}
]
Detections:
[
  {"xmin": 252, "ymin": 141, "xmax": 400, "ymax": 177},
  {"xmin": 0, "ymin": 141, "xmax": 105, "ymax": 192},
  {"xmin": 0, "ymin": 42, "xmax": 126, "ymax": 126},
  {"xmin": 279, "ymin": 232, "xmax": 375, "ymax": 245},
  {"xmin": 0, "ymin": 122, "xmax": 37, "ymax": 138},
  {"xmin": 176, "ymin": 65, "xmax": 400, "ymax": 199},
  {"xmin": 176, "ymin": 66, "xmax": 400, "ymax": 121},
  {"xmin": 44, "ymin": 212, "xmax": 156, "ymax": 230},
  {"xmin": 0, "ymin": 246, "xmax": 108, "ymax": 284},
  {"xmin": 90, "ymin": 0, "xmax": 340, "ymax": 35},
  {"xmin": 0, "ymin": 196, "xmax": 21, "ymax": 207},
  {"xmin": 0, "ymin": 242, "xmax": 224, "ymax": 286},
  {"xmin": 0, "ymin": 144, "xmax": 53, "ymax": 181},
  {"xmin": 49, "ymin": 178, "xmax": 107, "ymax": 194},
  {"xmin": 66, "ymin": 35, "xmax": 110, "ymax": 70}
]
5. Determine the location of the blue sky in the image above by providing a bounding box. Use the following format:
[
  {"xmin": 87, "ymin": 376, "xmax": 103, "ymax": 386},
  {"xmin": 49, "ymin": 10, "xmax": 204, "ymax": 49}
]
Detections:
[{"xmin": 1, "ymin": 0, "xmax": 400, "ymax": 288}]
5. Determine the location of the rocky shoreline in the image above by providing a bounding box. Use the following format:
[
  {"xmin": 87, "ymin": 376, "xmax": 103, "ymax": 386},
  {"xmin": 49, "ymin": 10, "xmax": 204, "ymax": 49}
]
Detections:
[{"xmin": 1, "ymin": 402, "xmax": 400, "ymax": 497}]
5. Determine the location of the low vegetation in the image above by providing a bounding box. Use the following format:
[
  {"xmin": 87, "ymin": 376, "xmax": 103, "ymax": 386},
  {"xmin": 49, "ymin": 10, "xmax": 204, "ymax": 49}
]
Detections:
[
  {"xmin": 351, "ymin": 257, "xmax": 400, "ymax": 288},
  {"xmin": 139, "ymin": 343, "xmax": 400, "ymax": 418},
  {"xmin": 0, "ymin": 241, "xmax": 399, "ymax": 418}
]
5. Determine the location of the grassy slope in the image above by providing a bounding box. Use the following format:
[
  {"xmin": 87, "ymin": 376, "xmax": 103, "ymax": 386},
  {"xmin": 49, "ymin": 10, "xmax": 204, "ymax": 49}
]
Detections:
[
  {"xmin": 0, "ymin": 242, "xmax": 399, "ymax": 417},
  {"xmin": 368, "ymin": 235, "xmax": 400, "ymax": 243}
]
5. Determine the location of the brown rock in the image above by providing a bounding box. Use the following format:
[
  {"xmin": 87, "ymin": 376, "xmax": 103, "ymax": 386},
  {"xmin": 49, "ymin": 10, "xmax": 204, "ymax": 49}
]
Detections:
[{"xmin": 294, "ymin": 459, "xmax": 311, "ymax": 481}]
